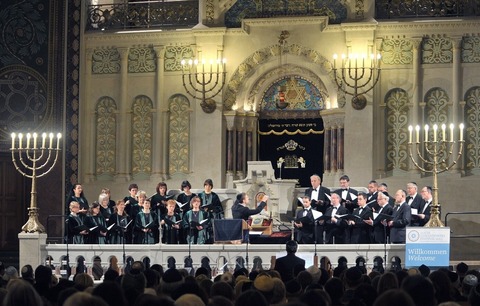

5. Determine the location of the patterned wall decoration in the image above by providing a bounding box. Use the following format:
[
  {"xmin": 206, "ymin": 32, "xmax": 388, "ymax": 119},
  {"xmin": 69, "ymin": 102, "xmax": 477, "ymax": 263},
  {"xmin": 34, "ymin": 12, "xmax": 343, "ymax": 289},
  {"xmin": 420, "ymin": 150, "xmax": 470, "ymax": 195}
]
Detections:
[
  {"xmin": 128, "ymin": 47, "xmax": 156, "ymax": 73},
  {"xmin": 66, "ymin": 0, "xmax": 82, "ymax": 186},
  {"xmin": 385, "ymin": 88, "xmax": 410, "ymax": 172},
  {"xmin": 381, "ymin": 39, "xmax": 413, "ymax": 65},
  {"xmin": 92, "ymin": 48, "xmax": 121, "ymax": 74},
  {"xmin": 462, "ymin": 36, "xmax": 480, "ymax": 63},
  {"xmin": 164, "ymin": 46, "xmax": 194, "ymax": 72},
  {"xmin": 424, "ymin": 87, "xmax": 449, "ymax": 125},
  {"xmin": 95, "ymin": 97, "xmax": 117, "ymax": 178},
  {"xmin": 131, "ymin": 96, "xmax": 153, "ymax": 176},
  {"xmin": 260, "ymin": 75, "xmax": 325, "ymax": 111},
  {"xmin": 224, "ymin": 43, "xmax": 339, "ymax": 111},
  {"xmin": 0, "ymin": 0, "xmax": 48, "ymax": 70},
  {"xmin": 422, "ymin": 36, "xmax": 453, "ymax": 64},
  {"xmin": 206, "ymin": 0, "xmax": 215, "ymax": 25},
  {"xmin": 224, "ymin": 0, "xmax": 347, "ymax": 28},
  {"xmin": 464, "ymin": 86, "xmax": 480, "ymax": 171},
  {"xmin": 0, "ymin": 67, "xmax": 50, "ymax": 137},
  {"xmin": 168, "ymin": 94, "xmax": 190, "ymax": 174}
]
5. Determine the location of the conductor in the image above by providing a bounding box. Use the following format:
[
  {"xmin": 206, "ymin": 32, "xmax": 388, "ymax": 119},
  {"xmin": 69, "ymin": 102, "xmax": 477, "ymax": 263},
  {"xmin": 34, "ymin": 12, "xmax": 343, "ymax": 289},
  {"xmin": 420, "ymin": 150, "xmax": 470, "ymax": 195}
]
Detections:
[{"xmin": 232, "ymin": 192, "xmax": 268, "ymax": 220}]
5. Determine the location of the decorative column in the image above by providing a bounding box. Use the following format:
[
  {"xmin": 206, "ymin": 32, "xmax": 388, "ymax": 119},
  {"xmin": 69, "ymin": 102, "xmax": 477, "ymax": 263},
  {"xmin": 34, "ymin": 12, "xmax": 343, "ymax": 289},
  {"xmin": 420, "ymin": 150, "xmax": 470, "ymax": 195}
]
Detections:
[
  {"xmin": 152, "ymin": 46, "xmax": 165, "ymax": 180},
  {"xmin": 235, "ymin": 113, "xmax": 245, "ymax": 179},
  {"xmin": 84, "ymin": 48, "xmax": 96, "ymax": 183},
  {"xmin": 324, "ymin": 128, "xmax": 331, "ymax": 173},
  {"xmin": 245, "ymin": 112, "xmax": 257, "ymax": 163},
  {"xmin": 451, "ymin": 37, "xmax": 462, "ymax": 171},
  {"xmin": 410, "ymin": 38, "xmax": 423, "ymax": 172},
  {"xmin": 330, "ymin": 127, "xmax": 337, "ymax": 173},
  {"xmin": 337, "ymin": 125, "xmax": 344, "ymax": 171},
  {"xmin": 116, "ymin": 47, "xmax": 130, "ymax": 182},
  {"xmin": 224, "ymin": 111, "xmax": 236, "ymax": 188}
]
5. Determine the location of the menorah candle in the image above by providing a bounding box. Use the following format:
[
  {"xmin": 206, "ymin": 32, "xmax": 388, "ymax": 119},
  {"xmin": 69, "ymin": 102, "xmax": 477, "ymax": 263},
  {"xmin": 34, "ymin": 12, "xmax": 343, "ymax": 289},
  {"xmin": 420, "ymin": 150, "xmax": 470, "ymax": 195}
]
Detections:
[
  {"xmin": 450, "ymin": 124, "xmax": 454, "ymax": 142},
  {"xmin": 433, "ymin": 124, "xmax": 438, "ymax": 142},
  {"xmin": 56, "ymin": 133, "xmax": 62, "ymax": 149},
  {"xmin": 11, "ymin": 133, "xmax": 15, "ymax": 149},
  {"xmin": 41, "ymin": 133, "xmax": 47, "ymax": 149},
  {"xmin": 415, "ymin": 125, "xmax": 420, "ymax": 143},
  {"xmin": 425, "ymin": 125, "xmax": 429, "ymax": 142},
  {"xmin": 26, "ymin": 133, "xmax": 31, "ymax": 149},
  {"xmin": 441, "ymin": 124, "xmax": 446, "ymax": 141},
  {"xmin": 49, "ymin": 133, "xmax": 54, "ymax": 149},
  {"xmin": 18, "ymin": 133, "xmax": 23, "ymax": 149},
  {"xmin": 33, "ymin": 133, "xmax": 37, "ymax": 149},
  {"xmin": 459, "ymin": 123, "xmax": 464, "ymax": 141},
  {"xmin": 408, "ymin": 125, "xmax": 413, "ymax": 143}
]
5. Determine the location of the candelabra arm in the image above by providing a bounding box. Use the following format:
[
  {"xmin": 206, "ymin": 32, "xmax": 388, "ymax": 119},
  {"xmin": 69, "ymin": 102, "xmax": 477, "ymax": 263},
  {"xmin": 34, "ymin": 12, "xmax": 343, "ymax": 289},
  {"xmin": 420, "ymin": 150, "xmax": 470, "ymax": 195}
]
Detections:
[
  {"xmin": 414, "ymin": 143, "xmax": 433, "ymax": 165},
  {"xmin": 35, "ymin": 150, "xmax": 61, "ymax": 178},
  {"xmin": 408, "ymin": 144, "xmax": 434, "ymax": 173}
]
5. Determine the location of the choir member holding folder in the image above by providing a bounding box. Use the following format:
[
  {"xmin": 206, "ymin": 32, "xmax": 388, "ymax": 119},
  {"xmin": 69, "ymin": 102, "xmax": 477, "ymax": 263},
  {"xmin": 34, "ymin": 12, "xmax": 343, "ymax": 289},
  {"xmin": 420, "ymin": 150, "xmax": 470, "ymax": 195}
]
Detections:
[
  {"xmin": 344, "ymin": 192, "xmax": 373, "ymax": 244},
  {"xmin": 67, "ymin": 201, "xmax": 90, "ymax": 244},
  {"xmin": 176, "ymin": 180, "xmax": 196, "ymax": 218},
  {"xmin": 151, "ymin": 182, "xmax": 174, "ymax": 217},
  {"xmin": 107, "ymin": 200, "xmax": 132, "ymax": 244},
  {"xmin": 183, "ymin": 196, "xmax": 210, "ymax": 244},
  {"xmin": 134, "ymin": 199, "xmax": 158, "ymax": 244},
  {"xmin": 84, "ymin": 202, "xmax": 108, "ymax": 244},
  {"xmin": 161, "ymin": 199, "xmax": 181, "ymax": 244}
]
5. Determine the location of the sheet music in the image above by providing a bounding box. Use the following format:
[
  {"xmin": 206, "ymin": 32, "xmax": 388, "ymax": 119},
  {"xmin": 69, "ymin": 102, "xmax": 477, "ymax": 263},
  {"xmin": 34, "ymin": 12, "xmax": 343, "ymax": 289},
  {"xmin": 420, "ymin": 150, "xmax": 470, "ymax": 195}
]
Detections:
[
  {"xmin": 312, "ymin": 210, "xmax": 323, "ymax": 220},
  {"xmin": 350, "ymin": 193, "xmax": 357, "ymax": 200},
  {"xmin": 89, "ymin": 226, "xmax": 98, "ymax": 231},
  {"xmin": 411, "ymin": 208, "xmax": 418, "ymax": 215},
  {"xmin": 107, "ymin": 223, "xmax": 115, "ymax": 231}
]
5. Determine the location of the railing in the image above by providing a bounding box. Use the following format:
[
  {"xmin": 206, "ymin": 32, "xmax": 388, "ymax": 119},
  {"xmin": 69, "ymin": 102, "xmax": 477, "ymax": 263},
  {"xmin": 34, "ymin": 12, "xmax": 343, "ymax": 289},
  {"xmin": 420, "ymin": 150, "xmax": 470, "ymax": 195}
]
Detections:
[
  {"xmin": 86, "ymin": 0, "xmax": 199, "ymax": 31},
  {"xmin": 43, "ymin": 243, "xmax": 405, "ymax": 279},
  {"xmin": 444, "ymin": 211, "xmax": 480, "ymax": 239},
  {"xmin": 375, "ymin": 0, "xmax": 480, "ymax": 19}
]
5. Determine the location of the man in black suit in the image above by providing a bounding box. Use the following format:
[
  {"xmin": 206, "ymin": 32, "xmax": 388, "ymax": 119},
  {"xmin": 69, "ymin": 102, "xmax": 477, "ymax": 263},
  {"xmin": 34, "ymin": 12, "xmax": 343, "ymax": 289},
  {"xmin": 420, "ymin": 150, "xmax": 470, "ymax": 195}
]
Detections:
[
  {"xmin": 388, "ymin": 189, "xmax": 412, "ymax": 244},
  {"xmin": 232, "ymin": 193, "xmax": 268, "ymax": 221},
  {"xmin": 322, "ymin": 193, "xmax": 348, "ymax": 244},
  {"xmin": 412, "ymin": 186, "xmax": 433, "ymax": 226},
  {"xmin": 378, "ymin": 183, "xmax": 395, "ymax": 207},
  {"xmin": 365, "ymin": 191, "xmax": 393, "ymax": 244},
  {"xmin": 406, "ymin": 182, "xmax": 423, "ymax": 210},
  {"xmin": 294, "ymin": 197, "xmax": 315, "ymax": 244},
  {"xmin": 366, "ymin": 180, "xmax": 380, "ymax": 211},
  {"xmin": 348, "ymin": 192, "xmax": 373, "ymax": 244},
  {"xmin": 273, "ymin": 240, "xmax": 306, "ymax": 282},
  {"xmin": 304, "ymin": 174, "xmax": 331, "ymax": 214},
  {"xmin": 334, "ymin": 175, "xmax": 358, "ymax": 213}
]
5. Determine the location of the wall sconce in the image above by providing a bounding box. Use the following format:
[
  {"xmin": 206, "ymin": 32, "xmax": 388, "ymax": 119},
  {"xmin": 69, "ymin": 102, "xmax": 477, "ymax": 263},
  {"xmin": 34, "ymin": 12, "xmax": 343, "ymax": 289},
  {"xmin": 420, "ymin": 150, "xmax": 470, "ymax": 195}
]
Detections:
[
  {"xmin": 332, "ymin": 52, "xmax": 381, "ymax": 110},
  {"xmin": 180, "ymin": 58, "xmax": 227, "ymax": 114}
]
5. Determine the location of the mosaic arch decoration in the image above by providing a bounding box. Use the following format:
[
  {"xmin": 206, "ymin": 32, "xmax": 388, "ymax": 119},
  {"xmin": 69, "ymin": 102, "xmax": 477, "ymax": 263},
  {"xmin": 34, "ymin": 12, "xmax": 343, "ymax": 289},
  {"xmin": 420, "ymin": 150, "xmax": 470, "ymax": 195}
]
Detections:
[
  {"xmin": 224, "ymin": 43, "xmax": 343, "ymax": 111},
  {"xmin": 247, "ymin": 64, "xmax": 328, "ymax": 112},
  {"xmin": 260, "ymin": 75, "xmax": 325, "ymax": 111}
]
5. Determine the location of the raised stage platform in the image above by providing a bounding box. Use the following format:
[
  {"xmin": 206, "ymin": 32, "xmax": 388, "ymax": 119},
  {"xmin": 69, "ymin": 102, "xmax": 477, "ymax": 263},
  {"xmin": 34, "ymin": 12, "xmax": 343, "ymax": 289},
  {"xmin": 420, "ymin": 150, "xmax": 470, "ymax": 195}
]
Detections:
[{"xmin": 41, "ymin": 243, "xmax": 406, "ymax": 273}]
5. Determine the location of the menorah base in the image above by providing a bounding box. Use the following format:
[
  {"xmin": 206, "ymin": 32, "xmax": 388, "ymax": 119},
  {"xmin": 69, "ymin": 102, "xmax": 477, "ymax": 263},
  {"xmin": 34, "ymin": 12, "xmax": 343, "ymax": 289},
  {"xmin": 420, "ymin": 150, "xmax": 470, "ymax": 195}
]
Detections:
[
  {"xmin": 200, "ymin": 98, "xmax": 216, "ymax": 113},
  {"xmin": 424, "ymin": 206, "xmax": 445, "ymax": 227},
  {"xmin": 22, "ymin": 207, "xmax": 46, "ymax": 233}
]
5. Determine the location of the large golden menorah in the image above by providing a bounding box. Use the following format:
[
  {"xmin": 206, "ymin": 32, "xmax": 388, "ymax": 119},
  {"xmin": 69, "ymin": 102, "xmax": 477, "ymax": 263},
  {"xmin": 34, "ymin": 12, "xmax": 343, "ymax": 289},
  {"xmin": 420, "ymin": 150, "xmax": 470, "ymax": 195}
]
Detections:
[
  {"xmin": 407, "ymin": 123, "xmax": 464, "ymax": 227},
  {"xmin": 180, "ymin": 58, "xmax": 227, "ymax": 114},
  {"xmin": 11, "ymin": 132, "xmax": 62, "ymax": 233}
]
